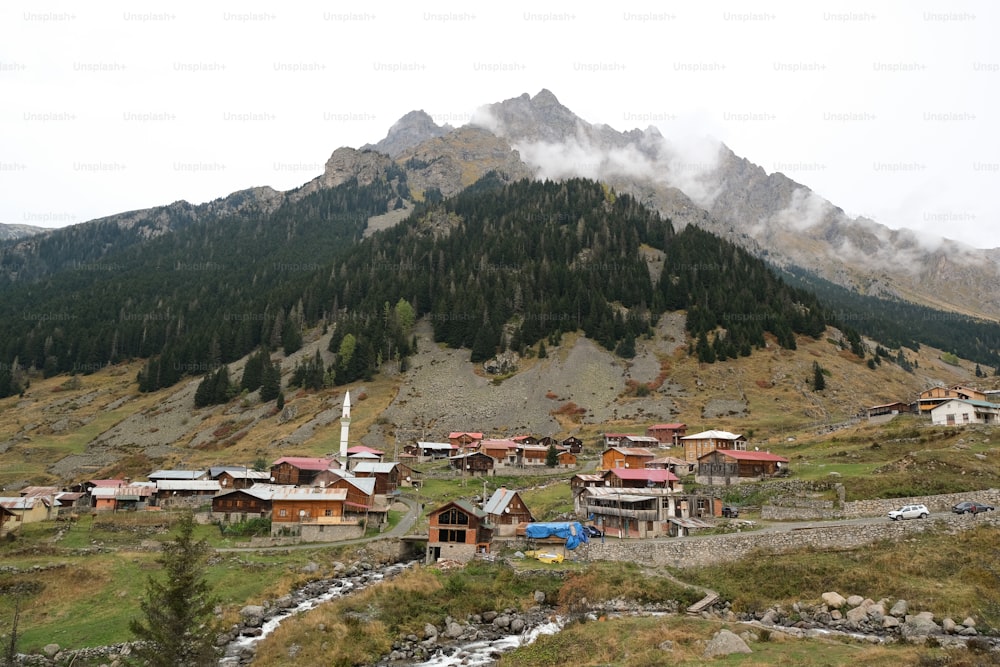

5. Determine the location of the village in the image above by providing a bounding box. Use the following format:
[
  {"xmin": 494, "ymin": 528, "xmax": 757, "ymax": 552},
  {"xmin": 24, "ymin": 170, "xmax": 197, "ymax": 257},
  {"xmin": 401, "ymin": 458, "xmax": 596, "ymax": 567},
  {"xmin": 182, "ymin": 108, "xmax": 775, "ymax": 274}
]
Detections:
[
  {"xmin": 3, "ymin": 383, "xmax": 995, "ymax": 564},
  {"xmin": 0, "ymin": 390, "xmax": 796, "ymax": 565}
]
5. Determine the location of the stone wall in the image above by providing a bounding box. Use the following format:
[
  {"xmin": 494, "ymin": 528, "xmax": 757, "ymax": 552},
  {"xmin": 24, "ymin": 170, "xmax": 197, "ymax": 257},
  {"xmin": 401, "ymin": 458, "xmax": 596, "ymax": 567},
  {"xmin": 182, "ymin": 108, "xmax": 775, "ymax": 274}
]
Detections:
[
  {"xmin": 762, "ymin": 489, "xmax": 1000, "ymax": 520},
  {"xmin": 841, "ymin": 489, "xmax": 1000, "ymax": 518},
  {"xmin": 583, "ymin": 513, "xmax": 1000, "ymax": 569}
]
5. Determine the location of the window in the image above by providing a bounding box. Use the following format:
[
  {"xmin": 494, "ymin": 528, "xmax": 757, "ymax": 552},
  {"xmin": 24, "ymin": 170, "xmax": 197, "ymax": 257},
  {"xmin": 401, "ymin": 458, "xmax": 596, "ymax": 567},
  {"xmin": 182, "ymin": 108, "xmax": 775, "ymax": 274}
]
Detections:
[
  {"xmin": 438, "ymin": 508, "xmax": 470, "ymax": 526},
  {"xmin": 279, "ymin": 509, "xmax": 287, "ymax": 517},
  {"xmin": 324, "ymin": 509, "xmax": 333, "ymax": 517},
  {"xmin": 439, "ymin": 529, "xmax": 466, "ymax": 543},
  {"xmin": 962, "ymin": 413, "xmax": 970, "ymax": 423}
]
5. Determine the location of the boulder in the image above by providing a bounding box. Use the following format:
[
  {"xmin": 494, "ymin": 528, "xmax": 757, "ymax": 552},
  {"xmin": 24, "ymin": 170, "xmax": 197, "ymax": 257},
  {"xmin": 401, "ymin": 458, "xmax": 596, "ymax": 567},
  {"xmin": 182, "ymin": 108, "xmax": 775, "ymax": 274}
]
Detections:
[
  {"xmin": 821, "ymin": 592, "xmax": 846, "ymax": 608},
  {"xmin": 845, "ymin": 605, "xmax": 869, "ymax": 626},
  {"xmin": 658, "ymin": 640, "xmax": 674, "ymax": 652},
  {"xmin": 959, "ymin": 626, "xmax": 978, "ymax": 636},
  {"xmin": 43, "ymin": 644, "xmax": 60, "ymax": 658},
  {"xmin": 962, "ymin": 617, "xmax": 976, "ymax": 628},
  {"xmin": 942, "ymin": 617, "xmax": 957, "ymax": 634},
  {"xmin": 445, "ymin": 621, "xmax": 464, "ymax": 639},
  {"xmin": 510, "ymin": 618, "xmax": 526, "ymax": 633},
  {"xmin": 703, "ymin": 629, "xmax": 753, "ymax": 658},
  {"xmin": 493, "ymin": 614, "xmax": 511, "ymax": 629},
  {"xmin": 534, "ymin": 590, "xmax": 546, "ymax": 604},
  {"xmin": 240, "ymin": 605, "xmax": 266, "ymax": 627},
  {"xmin": 424, "ymin": 623, "xmax": 438, "ymax": 638},
  {"xmin": 882, "ymin": 616, "xmax": 900, "ymax": 630},
  {"xmin": 889, "ymin": 600, "xmax": 908, "ymax": 617},
  {"xmin": 901, "ymin": 612, "xmax": 942, "ymax": 639},
  {"xmin": 846, "ymin": 595, "xmax": 864, "ymax": 607}
]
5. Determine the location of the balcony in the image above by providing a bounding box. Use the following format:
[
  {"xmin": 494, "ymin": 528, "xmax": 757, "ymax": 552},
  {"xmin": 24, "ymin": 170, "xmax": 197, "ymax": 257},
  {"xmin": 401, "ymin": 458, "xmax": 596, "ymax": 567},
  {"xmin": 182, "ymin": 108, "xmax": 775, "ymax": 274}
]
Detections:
[{"xmin": 585, "ymin": 505, "xmax": 658, "ymax": 521}]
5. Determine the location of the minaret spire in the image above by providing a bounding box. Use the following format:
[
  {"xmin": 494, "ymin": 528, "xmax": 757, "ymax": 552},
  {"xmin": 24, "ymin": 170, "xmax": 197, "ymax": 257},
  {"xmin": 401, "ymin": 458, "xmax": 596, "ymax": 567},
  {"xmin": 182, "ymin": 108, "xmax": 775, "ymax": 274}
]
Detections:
[{"xmin": 339, "ymin": 391, "xmax": 351, "ymax": 469}]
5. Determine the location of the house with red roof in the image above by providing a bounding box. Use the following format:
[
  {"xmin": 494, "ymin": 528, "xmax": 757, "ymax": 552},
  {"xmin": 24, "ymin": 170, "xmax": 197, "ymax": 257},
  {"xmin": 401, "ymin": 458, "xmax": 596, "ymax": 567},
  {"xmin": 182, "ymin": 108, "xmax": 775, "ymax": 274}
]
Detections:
[
  {"xmin": 696, "ymin": 449, "xmax": 790, "ymax": 485},
  {"xmin": 448, "ymin": 432, "xmax": 484, "ymax": 450},
  {"xmin": 602, "ymin": 467, "xmax": 681, "ymax": 491},
  {"xmin": 480, "ymin": 438, "xmax": 519, "ymax": 465}
]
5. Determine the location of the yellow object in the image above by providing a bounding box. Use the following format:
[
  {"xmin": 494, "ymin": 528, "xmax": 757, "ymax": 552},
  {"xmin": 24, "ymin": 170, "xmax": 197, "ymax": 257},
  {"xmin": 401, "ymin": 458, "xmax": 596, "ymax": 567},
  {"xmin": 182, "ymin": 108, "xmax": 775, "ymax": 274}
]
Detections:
[{"xmin": 525, "ymin": 550, "xmax": 564, "ymax": 564}]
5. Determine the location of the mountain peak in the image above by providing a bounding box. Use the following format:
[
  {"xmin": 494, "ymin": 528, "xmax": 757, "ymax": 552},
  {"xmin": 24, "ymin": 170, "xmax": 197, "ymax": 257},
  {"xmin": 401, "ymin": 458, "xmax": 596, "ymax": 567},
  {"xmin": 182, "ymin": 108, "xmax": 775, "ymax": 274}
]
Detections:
[{"xmin": 363, "ymin": 109, "xmax": 451, "ymax": 158}]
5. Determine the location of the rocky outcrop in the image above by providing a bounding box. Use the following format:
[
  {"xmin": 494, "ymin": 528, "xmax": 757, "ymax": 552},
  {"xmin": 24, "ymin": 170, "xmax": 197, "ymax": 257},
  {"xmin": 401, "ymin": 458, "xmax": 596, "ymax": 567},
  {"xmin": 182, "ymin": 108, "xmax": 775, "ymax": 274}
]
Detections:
[{"xmin": 362, "ymin": 110, "xmax": 452, "ymax": 158}]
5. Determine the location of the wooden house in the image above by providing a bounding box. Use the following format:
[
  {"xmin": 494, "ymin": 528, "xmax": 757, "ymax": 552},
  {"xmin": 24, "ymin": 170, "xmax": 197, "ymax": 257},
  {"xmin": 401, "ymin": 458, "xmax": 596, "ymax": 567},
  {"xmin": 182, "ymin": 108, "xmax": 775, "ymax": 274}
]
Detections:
[
  {"xmin": 217, "ymin": 469, "xmax": 271, "ymax": 490},
  {"xmin": 426, "ymin": 500, "xmax": 493, "ymax": 563},
  {"xmin": 696, "ymin": 449, "xmax": 789, "ymax": 485},
  {"xmin": 448, "ymin": 432, "xmax": 483, "ymax": 452},
  {"xmin": 517, "ymin": 444, "xmax": 551, "ymax": 467},
  {"xmin": 557, "ymin": 451, "xmax": 577, "ymax": 468},
  {"xmin": 648, "ymin": 456, "xmax": 695, "ymax": 477},
  {"xmin": 600, "ymin": 446, "xmax": 656, "ymax": 471},
  {"xmin": 570, "ymin": 473, "xmax": 605, "ymax": 514},
  {"xmin": 646, "ymin": 423, "xmax": 687, "ymax": 448},
  {"xmin": 917, "ymin": 385, "xmax": 991, "ymax": 414},
  {"xmin": 351, "ymin": 461, "xmax": 407, "ymax": 495},
  {"xmin": 211, "ymin": 487, "xmax": 273, "ymax": 523},
  {"xmin": 865, "ymin": 402, "xmax": 915, "ymax": 421},
  {"xmin": 449, "ymin": 451, "xmax": 494, "ymax": 477},
  {"xmin": 483, "ymin": 487, "xmax": 535, "ymax": 537},
  {"xmin": 602, "ymin": 433, "xmax": 638, "ymax": 448},
  {"xmin": 622, "ymin": 435, "xmax": 661, "ymax": 449},
  {"xmin": 561, "ymin": 436, "xmax": 583, "ymax": 454},
  {"xmin": 155, "ymin": 480, "xmax": 221, "ymax": 507},
  {"xmin": 270, "ymin": 457, "xmax": 337, "ymax": 486},
  {"xmin": 602, "ymin": 467, "xmax": 680, "ymax": 491},
  {"xmin": 414, "ymin": 441, "xmax": 455, "ymax": 461},
  {"xmin": 270, "ymin": 487, "xmax": 351, "ymax": 535},
  {"xmin": 480, "ymin": 438, "xmax": 519, "ymax": 465},
  {"xmin": 679, "ymin": 430, "xmax": 747, "ymax": 463}
]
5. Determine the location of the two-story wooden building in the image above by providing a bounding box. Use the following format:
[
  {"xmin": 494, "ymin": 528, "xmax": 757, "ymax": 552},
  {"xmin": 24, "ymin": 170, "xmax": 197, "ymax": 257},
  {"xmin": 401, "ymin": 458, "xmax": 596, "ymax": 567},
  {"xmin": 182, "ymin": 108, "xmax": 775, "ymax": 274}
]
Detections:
[
  {"xmin": 600, "ymin": 446, "xmax": 656, "ymax": 471},
  {"xmin": 426, "ymin": 500, "xmax": 493, "ymax": 563},
  {"xmin": 602, "ymin": 467, "xmax": 680, "ymax": 491},
  {"xmin": 917, "ymin": 385, "xmax": 992, "ymax": 415},
  {"xmin": 448, "ymin": 432, "xmax": 484, "ymax": 452},
  {"xmin": 449, "ymin": 451, "xmax": 495, "ymax": 477},
  {"xmin": 270, "ymin": 457, "xmax": 337, "ymax": 486},
  {"xmin": 645, "ymin": 423, "xmax": 687, "ymax": 448},
  {"xmin": 483, "ymin": 487, "xmax": 535, "ymax": 537},
  {"xmin": 695, "ymin": 449, "xmax": 789, "ymax": 485},
  {"xmin": 679, "ymin": 430, "xmax": 747, "ymax": 463},
  {"xmin": 269, "ymin": 486, "xmax": 362, "ymax": 541},
  {"xmin": 211, "ymin": 486, "xmax": 274, "ymax": 523}
]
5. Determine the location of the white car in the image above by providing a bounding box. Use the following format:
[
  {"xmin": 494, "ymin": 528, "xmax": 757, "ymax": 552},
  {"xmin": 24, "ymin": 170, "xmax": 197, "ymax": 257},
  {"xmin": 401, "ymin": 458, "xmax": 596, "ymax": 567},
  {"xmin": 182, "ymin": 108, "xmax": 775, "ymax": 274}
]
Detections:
[{"xmin": 888, "ymin": 504, "xmax": 929, "ymax": 521}]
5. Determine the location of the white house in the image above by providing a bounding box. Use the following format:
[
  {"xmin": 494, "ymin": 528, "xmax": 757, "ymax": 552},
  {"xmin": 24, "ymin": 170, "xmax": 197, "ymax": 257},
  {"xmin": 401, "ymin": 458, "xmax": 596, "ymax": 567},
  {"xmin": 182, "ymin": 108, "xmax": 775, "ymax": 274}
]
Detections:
[{"xmin": 930, "ymin": 398, "xmax": 1000, "ymax": 426}]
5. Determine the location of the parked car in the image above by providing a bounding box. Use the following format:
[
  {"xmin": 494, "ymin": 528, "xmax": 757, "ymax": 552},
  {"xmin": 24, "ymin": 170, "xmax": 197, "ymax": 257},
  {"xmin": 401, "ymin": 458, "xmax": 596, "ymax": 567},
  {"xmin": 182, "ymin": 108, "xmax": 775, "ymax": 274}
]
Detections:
[
  {"xmin": 888, "ymin": 504, "xmax": 929, "ymax": 521},
  {"xmin": 582, "ymin": 525, "xmax": 604, "ymax": 538},
  {"xmin": 721, "ymin": 505, "xmax": 739, "ymax": 518},
  {"xmin": 952, "ymin": 501, "xmax": 995, "ymax": 515}
]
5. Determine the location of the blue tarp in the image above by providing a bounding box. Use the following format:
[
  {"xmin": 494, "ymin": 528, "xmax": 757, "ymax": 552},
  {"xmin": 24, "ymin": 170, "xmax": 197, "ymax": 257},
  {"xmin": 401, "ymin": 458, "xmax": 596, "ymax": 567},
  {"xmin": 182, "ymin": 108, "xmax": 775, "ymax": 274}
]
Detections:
[{"xmin": 524, "ymin": 521, "xmax": 589, "ymax": 550}]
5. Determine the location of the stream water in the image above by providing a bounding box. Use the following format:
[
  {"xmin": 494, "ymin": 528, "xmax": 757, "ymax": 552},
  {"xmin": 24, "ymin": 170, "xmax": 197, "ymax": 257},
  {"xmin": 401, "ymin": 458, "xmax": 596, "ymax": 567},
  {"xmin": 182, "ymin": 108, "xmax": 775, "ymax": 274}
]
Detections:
[{"xmin": 410, "ymin": 619, "xmax": 566, "ymax": 667}]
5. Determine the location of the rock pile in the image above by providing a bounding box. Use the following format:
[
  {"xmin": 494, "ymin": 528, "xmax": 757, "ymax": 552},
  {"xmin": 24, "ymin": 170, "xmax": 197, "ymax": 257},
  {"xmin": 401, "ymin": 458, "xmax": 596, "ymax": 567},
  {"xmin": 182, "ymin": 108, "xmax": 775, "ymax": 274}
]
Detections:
[{"xmin": 734, "ymin": 591, "xmax": 994, "ymax": 649}]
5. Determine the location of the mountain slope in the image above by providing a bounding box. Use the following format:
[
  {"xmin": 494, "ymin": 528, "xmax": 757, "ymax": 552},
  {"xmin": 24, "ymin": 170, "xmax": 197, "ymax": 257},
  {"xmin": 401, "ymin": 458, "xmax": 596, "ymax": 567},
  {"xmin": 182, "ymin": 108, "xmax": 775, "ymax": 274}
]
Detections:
[
  {"xmin": 460, "ymin": 90, "xmax": 1000, "ymax": 321},
  {"xmin": 0, "ymin": 223, "xmax": 45, "ymax": 242}
]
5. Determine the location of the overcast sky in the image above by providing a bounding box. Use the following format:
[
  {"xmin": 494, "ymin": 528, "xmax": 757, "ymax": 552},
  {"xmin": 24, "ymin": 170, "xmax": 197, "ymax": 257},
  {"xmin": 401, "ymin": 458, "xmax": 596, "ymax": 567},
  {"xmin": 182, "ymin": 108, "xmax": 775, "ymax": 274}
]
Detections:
[{"xmin": 2, "ymin": 0, "xmax": 997, "ymax": 248}]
